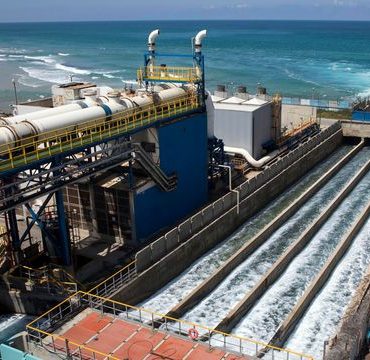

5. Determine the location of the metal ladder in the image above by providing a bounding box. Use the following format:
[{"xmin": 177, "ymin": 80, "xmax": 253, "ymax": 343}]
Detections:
[{"xmin": 133, "ymin": 144, "xmax": 177, "ymax": 192}]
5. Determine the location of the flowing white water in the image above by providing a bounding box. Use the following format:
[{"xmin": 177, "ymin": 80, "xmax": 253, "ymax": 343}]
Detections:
[
  {"xmin": 232, "ymin": 165, "xmax": 370, "ymax": 341},
  {"xmin": 182, "ymin": 148, "xmax": 370, "ymax": 328},
  {"xmin": 139, "ymin": 146, "xmax": 358, "ymax": 315},
  {"xmin": 285, "ymin": 217, "xmax": 370, "ymax": 359}
]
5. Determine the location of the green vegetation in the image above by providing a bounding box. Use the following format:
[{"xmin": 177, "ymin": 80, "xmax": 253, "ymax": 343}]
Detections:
[{"xmin": 318, "ymin": 108, "xmax": 351, "ymax": 120}]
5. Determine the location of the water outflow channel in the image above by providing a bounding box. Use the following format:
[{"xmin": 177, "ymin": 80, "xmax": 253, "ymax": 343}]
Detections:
[
  {"xmin": 140, "ymin": 145, "xmax": 370, "ymax": 359},
  {"xmin": 139, "ymin": 146, "xmax": 354, "ymax": 313},
  {"xmin": 286, "ymin": 216, "xmax": 370, "ymax": 358},
  {"xmin": 230, "ymin": 149, "xmax": 370, "ymax": 346}
]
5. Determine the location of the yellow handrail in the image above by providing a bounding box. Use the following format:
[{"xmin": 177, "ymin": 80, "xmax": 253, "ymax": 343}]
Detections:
[
  {"xmin": 0, "ymin": 94, "xmax": 199, "ymax": 172},
  {"xmin": 137, "ymin": 66, "xmax": 200, "ymax": 83},
  {"xmin": 27, "ymin": 291, "xmax": 314, "ymax": 360},
  {"xmin": 87, "ymin": 260, "xmax": 136, "ymax": 295}
]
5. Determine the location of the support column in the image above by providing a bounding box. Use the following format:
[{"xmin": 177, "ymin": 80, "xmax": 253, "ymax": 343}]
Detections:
[
  {"xmin": 55, "ymin": 190, "xmax": 71, "ymax": 266},
  {"xmin": 88, "ymin": 183, "xmax": 99, "ymax": 238}
]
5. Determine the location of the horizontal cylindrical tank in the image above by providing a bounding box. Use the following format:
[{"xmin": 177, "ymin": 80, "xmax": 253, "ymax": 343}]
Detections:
[
  {"xmin": 0, "ymin": 86, "xmax": 189, "ymax": 152},
  {"xmin": 1, "ymin": 101, "xmax": 96, "ymax": 125},
  {"xmin": 154, "ymin": 88, "xmax": 186, "ymax": 103}
]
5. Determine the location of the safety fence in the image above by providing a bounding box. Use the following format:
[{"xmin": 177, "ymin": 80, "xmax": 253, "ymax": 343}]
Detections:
[
  {"xmin": 137, "ymin": 65, "xmax": 200, "ymax": 83},
  {"xmin": 26, "ymin": 291, "xmax": 314, "ymax": 360},
  {"xmin": 87, "ymin": 260, "xmax": 137, "ymax": 298},
  {"xmin": 282, "ymin": 97, "xmax": 351, "ymax": 109},
  {"xmin": 0, "ymin": 94, "xmax": 200, "ymax": 173},
  {"xmin": 135, "ymin": 121, "xmax": 342, "ymax": 272}
]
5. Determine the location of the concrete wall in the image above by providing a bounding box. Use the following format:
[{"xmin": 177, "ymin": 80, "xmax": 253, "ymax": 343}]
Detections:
[
  {"xmin": 113, "ymin": 123, "xmax": 342, "ymax": 305},
  {"xmin": 324, "ymin": 263, "xmax": 370, "ymax": 360},
  {"xmin": 281, "ymin": 104, "xmax": 317, "ymax": 130},
  {"xmin": 342, "ymin": 120, "xmax": 370, "ymax": 138}
]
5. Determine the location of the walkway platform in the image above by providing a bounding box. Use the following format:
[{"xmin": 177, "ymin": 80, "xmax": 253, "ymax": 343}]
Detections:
[
  {"xmin": 26, "ymin": 292, "xmax": 313, "ymax": 360},
  {"xmin": 49, "ymin": 311, "xmax": 250, "ymax": 360}
]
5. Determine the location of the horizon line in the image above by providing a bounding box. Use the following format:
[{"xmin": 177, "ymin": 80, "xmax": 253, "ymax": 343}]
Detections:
[{"xmin": 1, "ymin": 18, "xmax": 370, "ymax": 24}]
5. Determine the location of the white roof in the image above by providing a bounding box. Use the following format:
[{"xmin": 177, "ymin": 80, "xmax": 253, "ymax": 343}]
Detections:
[
  {"xmin": 220, "ymin": 96, "xmax": 246, "ymax": 105},
  {"xmin": 242, "ymin": 97, "xmax": 269, "ymax": 106},
  {"xmin": 213, "ymin": 102, "xmax": 260, "ymax": 112},
  {"xmin": 211, "ymin": 95, "xmax": 226, "ymax": 103}
]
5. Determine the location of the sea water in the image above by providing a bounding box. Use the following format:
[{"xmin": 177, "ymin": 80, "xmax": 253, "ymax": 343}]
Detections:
[{"xmin": 0, "ymin": 20, "xmax": 370, "ymax": 110}]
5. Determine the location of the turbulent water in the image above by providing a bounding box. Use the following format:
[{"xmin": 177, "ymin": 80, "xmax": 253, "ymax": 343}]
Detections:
[
  {"xmin": 140, "ymin": 147, "xmax": 370, "ymax": 359},
  {"xmin": 139, "ymin": 145, "xmax": 353, "ymax": 315},
  {"xmin": 1, "ymin": 20, "xmax": 370, "ymax": 110},
  {"xmin": 232, "ymin": 149, "xmax": 370, "ymax": 351},
  {"xmin": 286, "ymin": 216, "xmax": 370, "ymax": 358},
  {"xmin": 182, "ymin": 148, "xmax": 370, "ymax": 329}
]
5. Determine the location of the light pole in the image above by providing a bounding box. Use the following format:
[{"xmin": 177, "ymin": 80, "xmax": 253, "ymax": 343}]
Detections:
[{"xmin": 12, "ymin": 78, "xmax": 18, "ymax": 105}]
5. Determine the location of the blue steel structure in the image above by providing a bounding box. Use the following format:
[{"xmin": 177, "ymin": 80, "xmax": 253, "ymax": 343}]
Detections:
[
  {"xmin": 0, "ymin": 35, "xmax": 208, "ymax": 266},
  {"xmin": 134, "ymin": 111, "xmax": 208, "ymax": 241},
  {"xmin": 352, "ymin": 111, "xmax": 370, "ymax": 121}
]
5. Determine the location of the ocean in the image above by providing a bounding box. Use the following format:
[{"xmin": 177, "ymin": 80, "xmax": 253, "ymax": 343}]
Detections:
[{"xmin": 1, "ymin": 20, "xmax": 370, "ymax": 111}]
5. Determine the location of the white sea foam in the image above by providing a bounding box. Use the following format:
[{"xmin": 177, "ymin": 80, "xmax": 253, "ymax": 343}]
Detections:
[
  {"xmin": 54, "ymin": 63, "xmax": 91, "ymax": 75},
  {"xmin": 20, "ymin": 66, "xmax": 73, "ymax": 84},
  {"xmin": 58, "ymin": 52, "xmax": 70, "ymax": 56},
  {"xmin": 358, "ymin": 88, "xmax": 370, "ymax": 97},
  {"xmin": 17, "ymin": 75, "xmax": 43, "ymax": 88},
  {"xmin": 24, "ymin": 55, "xmax": 55, "ymax": 64}
]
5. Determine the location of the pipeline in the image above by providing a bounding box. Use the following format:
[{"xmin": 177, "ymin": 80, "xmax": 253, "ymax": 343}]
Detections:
[
  {"xmin": 224, "ymin": 146, "xmax": 278, "ymax": 168},
  {"xmin": 0, "ymin": 86, "xmax": 187, "ymax": 151},
  {"xmin": 0, "ymin": 96, "xmax": 100, "ymax": 126}
]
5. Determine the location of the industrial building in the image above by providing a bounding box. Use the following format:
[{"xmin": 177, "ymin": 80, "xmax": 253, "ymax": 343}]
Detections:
[{"xmin": 2, "ymin": 28, "xmax": 370, "ymax": 360}]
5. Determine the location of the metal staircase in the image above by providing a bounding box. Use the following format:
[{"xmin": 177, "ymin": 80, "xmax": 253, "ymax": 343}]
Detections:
[{"xmin": 133, "ymin": 144, "xmax": 177, "ymax": 192}]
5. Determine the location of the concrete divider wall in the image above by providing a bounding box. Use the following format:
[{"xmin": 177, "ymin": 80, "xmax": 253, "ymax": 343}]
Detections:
[
  {"xmin": 134, "ymin": 122, "xmax": 341, "ymax": 275},
  {"xmin": 167, "ymin": 140, "xmax": 363, "ymax": 319},
  {"xmin": 269, "ymin": 199, "xmax": 370, "ymax": 350},
  {"xmin": 324, "ymin": 263, "xmax": 370, "ymax": 360},
  {"xmin": 116, "ymin": 124, "xmax": 343, "ymax": 305},
  {"xmin": 215, "ymin": 155, "xmax": 370, "ymax": 334}
]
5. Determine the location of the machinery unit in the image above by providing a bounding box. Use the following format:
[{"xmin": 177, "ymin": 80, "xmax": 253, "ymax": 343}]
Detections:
[
  {"xmin": 208, "ymin": 93, "xmax": 273, "ymax": 162},
  {"xmin": 0, "ymin": 28, "xmax": 209, "ymax": 267}
]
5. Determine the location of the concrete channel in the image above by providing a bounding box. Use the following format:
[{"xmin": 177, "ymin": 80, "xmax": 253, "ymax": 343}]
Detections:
[
  {"xmin": 166, "ymin": 140, "xmax": 364, "ymax": 319},
  {"xmin": 111, "ymin": 124, "xmax": 343, "ymax": 306},
  {"xmin": 264, "ymin": 197, "xmax": 370, "ymax": 353},
  {"xmin": 213, "ymin": 154, "xmax": 370, "ymax": 335}
]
